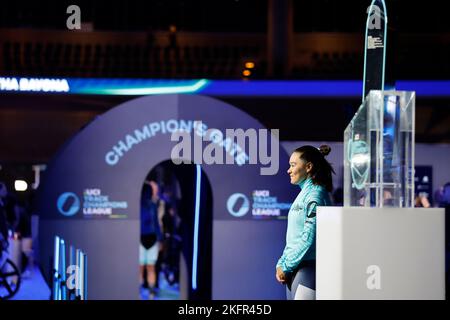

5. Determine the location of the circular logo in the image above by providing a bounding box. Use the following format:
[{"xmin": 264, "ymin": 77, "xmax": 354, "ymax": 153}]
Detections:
[
  {"xmin": 226, "ymin": 193, "xmax": 250, "ymax": 217},
  {"xmin": 57, "ymin": 192, "xmax": 80, "ymax": 217}
]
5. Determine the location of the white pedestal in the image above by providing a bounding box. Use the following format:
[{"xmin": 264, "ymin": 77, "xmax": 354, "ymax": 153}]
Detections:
[{"xmin": 316, "ymin": 207, "xmax": 445, "ymax": 300}]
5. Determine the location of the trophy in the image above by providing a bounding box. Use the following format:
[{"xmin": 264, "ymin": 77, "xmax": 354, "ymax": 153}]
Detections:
[{"xmin": 317, "ymin": 0, "xmax": 445, "ymax": 300}]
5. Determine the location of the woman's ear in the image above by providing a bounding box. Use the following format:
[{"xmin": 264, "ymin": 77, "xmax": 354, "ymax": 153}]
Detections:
[{"xmin": 306, "ymin": 162, "xmax": 313, "ymax": 174}]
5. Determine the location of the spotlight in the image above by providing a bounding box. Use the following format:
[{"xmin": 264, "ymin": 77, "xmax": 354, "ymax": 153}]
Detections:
[
  {"xmin": 245, "ymin": 61, "xmax": 255, "ymax": 69},
  {"xmin": 242, "ymin": 69, "xmax": 251, "ymax": 77},
  {"xmin": 15, "ymin": 180, "xmax": 28, "ymax": 192}
]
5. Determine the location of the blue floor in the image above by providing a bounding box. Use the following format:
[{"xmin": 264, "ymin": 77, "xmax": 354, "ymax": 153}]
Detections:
[
  {"xmin": 11, "ymin": 265, "xmax": 51, "ymax": 300},
  {"xmin": 139, "ymin": 271, "xmax": 180, "ymax": 300},
  {"xmin": 7, "ymin": 265, "xmax": 178, "ymax": 300}
]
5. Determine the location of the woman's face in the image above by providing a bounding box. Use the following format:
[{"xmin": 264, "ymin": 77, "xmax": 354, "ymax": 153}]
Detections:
[{"xmin": 287, "ymin": 152, "xmax": 311, "ymax": 185}]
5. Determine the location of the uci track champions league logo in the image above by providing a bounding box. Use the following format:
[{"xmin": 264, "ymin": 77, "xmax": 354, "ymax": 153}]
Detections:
[
  {"xmin": 227, "ymin": 193, "xmax": 250, "ymax": 218},
  {"xmin": 57, "ymin": 189, "xmax": 128, "ymax": 218},
  {"xmin": 226, "ymin": 190, "xmax": 291, "ymax": 219},
  {"xmin": 57, "ymin": 192, "xmax": 80, "ymax": 217}
]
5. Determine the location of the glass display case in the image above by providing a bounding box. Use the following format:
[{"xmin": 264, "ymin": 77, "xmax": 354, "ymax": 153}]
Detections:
[{"xmin": 344, "ymin": 90, "xmax": 415, "ymax": 207}]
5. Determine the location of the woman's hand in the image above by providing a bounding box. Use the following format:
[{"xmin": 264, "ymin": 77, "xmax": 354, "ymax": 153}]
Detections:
[{"xmin": 276, "ymin": 266, "xmax": 286, "ymax": 284}]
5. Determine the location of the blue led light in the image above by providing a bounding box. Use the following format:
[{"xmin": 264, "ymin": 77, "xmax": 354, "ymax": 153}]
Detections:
[
  {"xmin": 53, "ymin": 235, "xmax": 60, "ymax": 300},
  {"xmin": 60, "ymin": 239, "xmax": 66, "ymax": 300},
  {"xmin": 395, "ymin": 81, "xmax": 450, "ymax": 97},
  {"xmin": 1, "ymin": 76, "xmax": 450, "ymax": 97},
  {"xmin": 192, "ymin": 164, "xmax": 201, "ymax": 290},
  {"xmin": 75, "ymin": 78, "xmax": 209, "ymax": 95}
]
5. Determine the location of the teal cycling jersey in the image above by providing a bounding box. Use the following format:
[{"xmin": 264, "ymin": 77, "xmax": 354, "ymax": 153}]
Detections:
[{"xmin": 277, "ymin": 177, "xmax": 331, "ymax": 274}]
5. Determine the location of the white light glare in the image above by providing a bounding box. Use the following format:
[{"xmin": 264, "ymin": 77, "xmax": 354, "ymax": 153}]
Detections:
[{"xmin": 15, "ymin": 180, "xmax": 28, "ymax": 191}]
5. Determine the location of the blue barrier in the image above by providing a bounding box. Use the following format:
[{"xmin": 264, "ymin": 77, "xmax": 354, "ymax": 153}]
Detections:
[{"xmin": 52, "ymin": 236, "xmax": 87, "ymax": 300}]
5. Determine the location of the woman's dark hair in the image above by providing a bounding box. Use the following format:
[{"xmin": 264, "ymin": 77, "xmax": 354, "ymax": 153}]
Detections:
[{"xmin": 293, "ymin": 145, "xmax": 335, "ymax": 192}]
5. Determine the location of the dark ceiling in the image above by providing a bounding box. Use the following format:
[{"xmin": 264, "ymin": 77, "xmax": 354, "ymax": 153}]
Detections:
[
  {"xmin": 1, "ymin": 0, "xmax": 449, "ymax": 33},
  {"xmin": 0, "ymin": 0, "xmax": 449, "ymax": 164}
]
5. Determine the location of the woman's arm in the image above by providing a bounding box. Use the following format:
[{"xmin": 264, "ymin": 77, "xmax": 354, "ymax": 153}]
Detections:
[
  {"xmin": 279, "ymin": 201, "xmax": 317, "ymax": 273},
  {"xmin": 276, "ymin": 249, "xmax": 286, "ymax": 268}
]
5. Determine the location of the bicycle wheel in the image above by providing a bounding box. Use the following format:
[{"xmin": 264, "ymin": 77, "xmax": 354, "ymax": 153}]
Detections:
[{"xmin": 0, "ymin": 259, "xmax": 21, "ymax": 300}]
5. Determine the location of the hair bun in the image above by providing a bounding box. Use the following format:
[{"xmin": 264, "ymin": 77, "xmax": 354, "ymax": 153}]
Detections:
[{"xmin": 319, "ymin": 145, "xmax": 331, "ymax": 156}]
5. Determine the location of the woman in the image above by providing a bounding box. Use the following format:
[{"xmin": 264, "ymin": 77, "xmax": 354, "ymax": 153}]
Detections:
[{"xmin": 276, "ymin": 145, "xmax": 334, "ymax": 300}]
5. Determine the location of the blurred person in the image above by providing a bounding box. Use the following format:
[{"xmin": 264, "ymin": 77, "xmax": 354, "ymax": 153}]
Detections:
[
  {"xmin": 160, "ymin": 187, "xmax": 181, "ymax": 235},
  {"xmin": 434, "ymin": 188, "xmax": 443, "ymax": 207},
  {"xmin": 149, "ymin": 180, "xmax": 165, "ymax": 291},
  {"xmin": 439, "ymin": 182, "xmax": 450, "ymax": 208},
  {"xmin": 16, "ymin": 200, "xmax": 33, "ymax": 277},
  {"xmin": 332, "ymin": 187, "xmax": 343, "ymax": 206},
  {"xmin": 383, "ymin": 189, "xmax": 394, "ymax": 206},
  {"xmin": 0, "ymin": 183, "xmax": 9, "ymax": 268},
  {"xmin": 1, "ymin": 182, "xmax": 34, "ymax": 278},
  {"xmin": 150, "ymin": 180, "xmax": 165, "ymax": 233},
  {"xmin": 276, "ymin": 145, "xmax": 334, "ymax": 300},
  {"xmin": 140, "ymin": 181, "xmax": 163, "ymax": 299},
  {"xmin": 438, "ymin": 182, "xmax": 450, "ymax": 299},
  {"xmin": 162, "ymin": 203, "xmax": 181, "ymax": 236},
  {"xmin": 0, "ymin": 182, "xmax": 19, "ymax": 234},
  {"xmin": 0, "ymin": 181, "xmax": 20, "ymax": 273},
  {"xmin": 161, "ymin": 202, "xmax": 182, "ymax": 285},
  {"xmin": 414, "ymin": 193, "xmax": 431, "ymax": 208}
]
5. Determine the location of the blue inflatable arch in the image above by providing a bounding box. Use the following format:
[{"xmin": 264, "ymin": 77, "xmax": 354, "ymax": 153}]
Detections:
[{"xmin": 37, "ymin": 94, "xmax": 296, "ymax": 299}]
